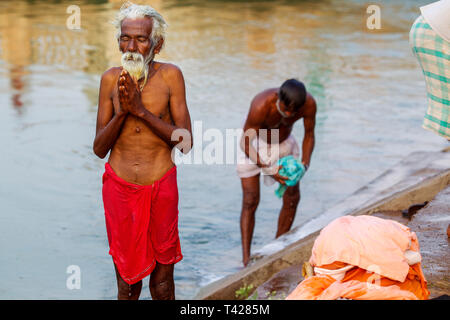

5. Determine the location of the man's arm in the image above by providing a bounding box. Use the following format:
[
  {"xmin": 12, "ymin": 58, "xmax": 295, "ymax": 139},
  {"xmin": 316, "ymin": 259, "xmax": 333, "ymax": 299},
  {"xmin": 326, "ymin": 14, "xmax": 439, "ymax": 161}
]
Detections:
[
  {"xmin": 93, "ymin": 68, "xmax": 128, "ymax": 159},
  {"xmin": 301, "ymin": 97, "xmax": 317, "ymax": 168},
  {"xmin": 140, "ymin": 65, "xmax": 192, "ymax": 153},
  {"xmin": 240, "ymin": 96, "xmax": 269, "ymax": 168},
  {"xmin": 240, "ymin": 99, "xmax": 288, "ymax": 184}
]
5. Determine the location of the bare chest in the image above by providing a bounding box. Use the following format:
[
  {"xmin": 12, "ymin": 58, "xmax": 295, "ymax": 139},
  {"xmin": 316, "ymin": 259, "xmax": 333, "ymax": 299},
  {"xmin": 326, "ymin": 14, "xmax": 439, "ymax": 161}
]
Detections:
[{"xmin": 111, "ymin": 79, "xmax": 171, "ymax": 120}]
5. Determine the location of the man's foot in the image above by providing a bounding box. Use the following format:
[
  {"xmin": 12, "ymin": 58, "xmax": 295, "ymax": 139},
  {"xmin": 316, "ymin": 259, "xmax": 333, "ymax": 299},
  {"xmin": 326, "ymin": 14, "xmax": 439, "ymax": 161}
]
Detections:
[{"xmin": 243, "ymin": 256, "xmax": 250, "ymax": 267}]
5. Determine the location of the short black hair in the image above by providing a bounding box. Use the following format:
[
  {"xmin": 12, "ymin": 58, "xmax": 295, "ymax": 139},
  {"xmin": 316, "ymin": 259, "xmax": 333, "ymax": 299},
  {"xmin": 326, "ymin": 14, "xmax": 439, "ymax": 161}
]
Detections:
[{"xmin": 279, "ymin": 79, "xmax": 307, "ymax": 111}]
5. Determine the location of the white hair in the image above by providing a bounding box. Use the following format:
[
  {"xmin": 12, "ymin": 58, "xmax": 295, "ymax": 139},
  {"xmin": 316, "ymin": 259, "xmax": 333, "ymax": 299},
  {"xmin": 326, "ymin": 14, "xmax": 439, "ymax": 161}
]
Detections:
[{"xmin": 113, "ymin": 1, "xmax": 168, "ymax": 48}]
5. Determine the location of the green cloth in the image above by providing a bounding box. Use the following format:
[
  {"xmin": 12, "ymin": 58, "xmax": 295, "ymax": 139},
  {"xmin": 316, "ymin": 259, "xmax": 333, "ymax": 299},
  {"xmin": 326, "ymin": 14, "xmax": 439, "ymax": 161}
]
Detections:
[
  {"xmin": 410, "ymin": 15, "xmax": 450, "ymax": 139},
  {"xmin": 275, "ymin": 155, "xmax": 306, "ymax": 198}
]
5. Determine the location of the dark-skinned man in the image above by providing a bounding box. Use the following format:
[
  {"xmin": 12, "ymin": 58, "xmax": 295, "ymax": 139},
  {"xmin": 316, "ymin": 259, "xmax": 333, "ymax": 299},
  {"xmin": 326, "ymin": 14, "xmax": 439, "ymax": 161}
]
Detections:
[
  {"xmin": 237, "ymin": 79, "xmax": 316, "ymax": 266},
  {"xmin": 93, "ymin": 3, "xmax": 192, "ymax": 300}
]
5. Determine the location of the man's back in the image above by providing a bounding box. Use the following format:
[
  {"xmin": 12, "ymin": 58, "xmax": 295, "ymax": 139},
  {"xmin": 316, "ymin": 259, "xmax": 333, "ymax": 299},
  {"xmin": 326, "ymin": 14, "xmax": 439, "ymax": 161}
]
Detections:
[
  {"xmin": 238, "ymin": 79, "xmax": 316, "ymax": 266},
  {"xmin": 244, "ymin": 87, "xmax": 315, "ymax": 144}
]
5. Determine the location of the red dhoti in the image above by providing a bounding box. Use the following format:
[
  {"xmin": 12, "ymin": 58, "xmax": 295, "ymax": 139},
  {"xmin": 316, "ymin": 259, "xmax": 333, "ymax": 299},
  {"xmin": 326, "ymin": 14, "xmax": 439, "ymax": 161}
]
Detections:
[{"xmin": 102, "ymin": 162, "xmax": 183, "ymax": 284}]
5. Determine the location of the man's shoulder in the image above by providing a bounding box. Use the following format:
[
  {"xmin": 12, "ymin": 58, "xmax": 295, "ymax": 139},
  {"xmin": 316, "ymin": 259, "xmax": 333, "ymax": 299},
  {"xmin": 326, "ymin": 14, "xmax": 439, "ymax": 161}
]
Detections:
[
  {"xmin": 256, "ymin": 88, "xmax": 277, "ymax": 100},
  {"xmin": 245, "ymin": 89, "xmax": 275, "ymax": 126},
  {"xmin": 101, "ymin": 67, "xmax": 122, "ymax": 84},
  {"xmin": 158, "ymin": 62, "xmax": 183, "ymax": 77},
  {"xmin": 157, "ymin": 61, "xmax": 181, "ymax": 71},
  {"xmin": 303, "ymin": 93, "xmax": 317, "ymax": 117},
  {"xmin": 251, "ymin": 88, "xmax": 277, "ymax": 111}
]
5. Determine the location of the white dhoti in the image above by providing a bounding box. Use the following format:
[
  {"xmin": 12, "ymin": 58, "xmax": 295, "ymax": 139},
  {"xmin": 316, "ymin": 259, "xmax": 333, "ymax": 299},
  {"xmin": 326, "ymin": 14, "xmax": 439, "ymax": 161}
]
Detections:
[{"xmin": 236, "ymin": 134, "xmax": 300, "ymax": 185}]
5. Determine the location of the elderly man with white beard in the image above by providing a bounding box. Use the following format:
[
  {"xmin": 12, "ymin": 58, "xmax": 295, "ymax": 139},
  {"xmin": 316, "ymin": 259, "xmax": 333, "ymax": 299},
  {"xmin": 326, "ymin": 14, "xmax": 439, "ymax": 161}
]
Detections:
[{"xmin": 93, "ymin": 2, "xmax": 192, "ymax": 300}]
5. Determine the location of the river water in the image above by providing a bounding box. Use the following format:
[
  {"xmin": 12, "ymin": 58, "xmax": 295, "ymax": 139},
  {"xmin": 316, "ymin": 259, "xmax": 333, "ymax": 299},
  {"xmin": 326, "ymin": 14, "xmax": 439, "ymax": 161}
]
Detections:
[{"xmin": 0, "ymin": 0, "xmax": 446, "ymax": 299}]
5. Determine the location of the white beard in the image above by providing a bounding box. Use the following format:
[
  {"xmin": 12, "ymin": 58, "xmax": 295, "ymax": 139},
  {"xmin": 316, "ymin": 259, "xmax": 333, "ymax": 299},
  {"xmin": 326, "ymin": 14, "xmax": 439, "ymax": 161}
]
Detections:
[{"xmin": 120, "ymin": 49, "xmax": 155, "ymax": 89}]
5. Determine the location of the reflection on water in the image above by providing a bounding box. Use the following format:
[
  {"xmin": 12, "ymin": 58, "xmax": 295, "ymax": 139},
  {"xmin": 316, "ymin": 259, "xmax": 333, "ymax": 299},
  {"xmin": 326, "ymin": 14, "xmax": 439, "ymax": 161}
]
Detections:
[{"xmin": 0, "ymin": 0, "xmax": 445, "ymax": 299}]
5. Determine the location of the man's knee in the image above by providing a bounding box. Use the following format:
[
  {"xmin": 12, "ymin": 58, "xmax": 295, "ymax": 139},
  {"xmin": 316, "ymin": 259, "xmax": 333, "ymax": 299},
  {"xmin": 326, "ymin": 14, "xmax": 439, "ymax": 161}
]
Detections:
[
  {"xmin": 242, "ymin": 191, "xmax": 260, "ymax": 211},
  {"xmin": 150, "ymin": 264, "xmax": 175, "ymax": 300},
  {"xmin": 284, "ymin": 187, "xmax": 300, "ymax": 208}
]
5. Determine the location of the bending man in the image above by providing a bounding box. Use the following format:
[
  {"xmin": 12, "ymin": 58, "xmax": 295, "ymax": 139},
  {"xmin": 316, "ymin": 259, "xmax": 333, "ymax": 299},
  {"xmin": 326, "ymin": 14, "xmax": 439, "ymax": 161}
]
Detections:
[{"xmin": 237, "ymin": 79, "xmax": 316, "ymax": 266}]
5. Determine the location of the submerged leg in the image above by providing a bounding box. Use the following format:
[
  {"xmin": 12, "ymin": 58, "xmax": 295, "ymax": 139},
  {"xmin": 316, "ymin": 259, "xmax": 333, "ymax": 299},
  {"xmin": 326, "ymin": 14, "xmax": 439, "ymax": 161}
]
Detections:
[
  {"xmin": 240, "ymin": 174, "xmax": 260, "ymax": 266},
  {"xmin": 276, "ymin": 183, "xmax": 300, "ymax": 238}
]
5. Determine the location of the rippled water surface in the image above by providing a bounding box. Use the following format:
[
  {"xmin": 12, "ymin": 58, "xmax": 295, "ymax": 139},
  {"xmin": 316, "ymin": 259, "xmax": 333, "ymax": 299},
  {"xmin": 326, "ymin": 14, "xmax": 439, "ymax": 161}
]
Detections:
[{"xmin": 0, "ymin": 0, "xmax": 446, "ymax": 299}]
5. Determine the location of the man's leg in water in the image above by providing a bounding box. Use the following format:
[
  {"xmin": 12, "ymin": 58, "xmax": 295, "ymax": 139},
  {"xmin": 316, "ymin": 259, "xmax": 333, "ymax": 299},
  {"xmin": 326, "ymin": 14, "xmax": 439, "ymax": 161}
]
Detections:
[
  {"xmin": 276, "ymin": 183, "xmax": 300, "ymax": 238},
  {"xmin": 240, "ymin": 174, "xmax": 260, "ymax": 266},
  {"xmin": 114, "ymin": 263, "xmax": 142, "ymax": 300},
  {"xmin": 149, "ymin": 262, "xmax": 175, "ymax": 300}
]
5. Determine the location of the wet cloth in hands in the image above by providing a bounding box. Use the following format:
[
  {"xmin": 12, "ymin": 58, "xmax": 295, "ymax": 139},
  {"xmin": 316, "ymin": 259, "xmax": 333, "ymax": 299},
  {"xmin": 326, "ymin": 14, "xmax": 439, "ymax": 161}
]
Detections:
[
  {"xmin": 275, "ymin": 155, "xmax": 306, "ymax": 198},
  {"xmin": 236, "ymin": 134, "xmax": 300, "ymax": 184}
]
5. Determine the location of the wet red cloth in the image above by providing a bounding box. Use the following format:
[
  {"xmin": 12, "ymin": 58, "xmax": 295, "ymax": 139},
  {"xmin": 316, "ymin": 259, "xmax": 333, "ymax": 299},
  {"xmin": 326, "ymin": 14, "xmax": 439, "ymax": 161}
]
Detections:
[{"xmin": 102, "ymin": 162, "xmax": 183, "ymax": 284}]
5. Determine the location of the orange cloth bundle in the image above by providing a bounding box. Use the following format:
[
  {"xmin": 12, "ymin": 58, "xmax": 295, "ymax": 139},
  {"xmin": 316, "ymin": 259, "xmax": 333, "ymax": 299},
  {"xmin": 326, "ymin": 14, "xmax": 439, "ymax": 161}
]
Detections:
[{"xmin": 286, "ymin": 215, "xmax": 429, "ymax": 300}]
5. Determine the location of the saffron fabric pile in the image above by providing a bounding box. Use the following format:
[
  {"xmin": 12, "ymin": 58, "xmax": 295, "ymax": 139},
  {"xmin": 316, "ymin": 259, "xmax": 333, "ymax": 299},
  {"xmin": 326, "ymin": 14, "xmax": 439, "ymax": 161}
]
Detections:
[{"xmin": 286, "ymin": 215, "xmax": 429, "ymax": 300}]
